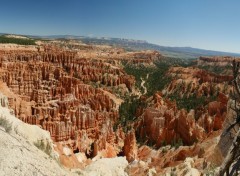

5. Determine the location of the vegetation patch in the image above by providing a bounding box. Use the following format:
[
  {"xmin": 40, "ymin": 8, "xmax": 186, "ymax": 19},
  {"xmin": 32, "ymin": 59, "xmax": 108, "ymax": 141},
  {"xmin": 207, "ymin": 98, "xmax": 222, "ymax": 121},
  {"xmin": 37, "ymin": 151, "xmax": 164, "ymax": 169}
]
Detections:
[
  {"xmin": 123, "ymin": 59, "xmax": 172, "ymax": 96},
  {"xmin": 123, "ymin": 58, "xmax": 194, "ymax": 96},
  {"xmin": 168, "ymin": 93, "xmax": 218, "ymax": 112},
  {"xmin": 116, "ymin": 95, "xmax": 147, "ymax": 132},
  {"xmin": 34, "ymin": 139, "xmax": 52, "ymax": 156},
  {"xmin": 0, "ymin": 35, "xmax": 36, "ymax": 45},
  {"xmin": 197, "ymin": 65, "xmax": 232, "ymax": 75},
  {"xmin": 145, "ymin": 61, "xmax": 172, "ymax": 96},
  {"xmin": 0, "ymin": 116, "xmax": 12, "ymax": 133}
]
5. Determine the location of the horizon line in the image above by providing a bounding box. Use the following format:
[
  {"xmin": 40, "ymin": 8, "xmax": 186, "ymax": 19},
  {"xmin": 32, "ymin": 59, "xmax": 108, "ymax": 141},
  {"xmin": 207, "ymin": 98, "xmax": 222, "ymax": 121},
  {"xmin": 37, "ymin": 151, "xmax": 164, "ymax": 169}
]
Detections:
[{"xmin": 1, "ymin": 31, "xmax": 240, "ymax": 55}]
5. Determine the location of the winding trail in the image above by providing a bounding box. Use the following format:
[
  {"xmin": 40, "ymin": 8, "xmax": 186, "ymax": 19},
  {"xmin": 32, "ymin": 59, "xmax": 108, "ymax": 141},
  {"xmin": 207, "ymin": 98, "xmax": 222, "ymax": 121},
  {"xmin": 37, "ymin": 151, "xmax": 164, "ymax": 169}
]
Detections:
[{"xmin": 140, "ymin": 74, "xmax": 149, "ymax": 95}]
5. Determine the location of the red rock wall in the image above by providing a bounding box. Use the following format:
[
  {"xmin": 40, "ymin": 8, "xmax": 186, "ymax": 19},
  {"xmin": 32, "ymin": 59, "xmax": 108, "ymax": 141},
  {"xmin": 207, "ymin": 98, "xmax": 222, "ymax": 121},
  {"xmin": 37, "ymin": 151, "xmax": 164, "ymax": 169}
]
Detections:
[
  {"xmin": 0, "ymin": 49, "xmax": 132, "ymax": 154},
  {"xmin": 135, "ymin": 92, "xmax": 228, "ymax": 147}
]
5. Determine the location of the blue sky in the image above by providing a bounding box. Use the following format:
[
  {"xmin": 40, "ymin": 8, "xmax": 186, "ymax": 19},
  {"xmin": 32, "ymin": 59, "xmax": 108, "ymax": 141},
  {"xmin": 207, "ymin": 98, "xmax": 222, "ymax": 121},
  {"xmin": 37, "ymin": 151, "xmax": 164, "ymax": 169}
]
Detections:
[{"xmin": 0, "ymin": 0, "xmax": 240, "ymax": 53}]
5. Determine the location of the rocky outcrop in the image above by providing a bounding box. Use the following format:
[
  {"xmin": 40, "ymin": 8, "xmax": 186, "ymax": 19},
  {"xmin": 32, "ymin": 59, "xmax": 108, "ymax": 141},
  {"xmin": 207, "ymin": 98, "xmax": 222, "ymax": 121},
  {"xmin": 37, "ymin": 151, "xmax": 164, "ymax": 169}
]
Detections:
[
  {"xmin": 0, "ymin": 94, "xmax": 129, "ymax": 175},
  {"xmin": 123, "ymin": 130, "xmax": 138, "ymax": 162},
  {"xmin": 165, "ymin": 67, "xmax": 233, "ymax": 98},
  {"xmin": 0, "ymin": 45, "xmax": 162, "ymax": 168},
  {"xmin": 0, "ymin": 50, "xmax": 135, "ymax": 91},
  {"xmin": 198, "ymin": 56, "xmax": 240, "ymax": 66},
  {"xmin": 136, "ymin": 92, "xmax": 228, "ymax": 147},
  {"xmin": 0, "ymin": 47, "xmax": 134, "ymax": 162},
  {"xmin": 81, "ymin": 157, "xmax": 128, "ymax": 176},
  {"xmin": 0, "ymin": 43, "xmax": 232, "ymax": 175},
  {"xmin": 128, "ymin": 129, "xmax": 220, "ymax": 175},
  {"xmin": 0, "ymin": 92, "xmax": 9, "ymax": 107},
  {"xmin": 212, "ymin": 98, "xmax": 238, "ymax": 167},
  {"xmin": 0, "ymin": 93, "xmax": 76, "ymax": 175},
  {"xmin": 122, "ymin": 50, "xmax": 162, "ymax": 65},
  {"xmin": 165, "ymin": 157, "xmax": 201, "ymax": 176}
]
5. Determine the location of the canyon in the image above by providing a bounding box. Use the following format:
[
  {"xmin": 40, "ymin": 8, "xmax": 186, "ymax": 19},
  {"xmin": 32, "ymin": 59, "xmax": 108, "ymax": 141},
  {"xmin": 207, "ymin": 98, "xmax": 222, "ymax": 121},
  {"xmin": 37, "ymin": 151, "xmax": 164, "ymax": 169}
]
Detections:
[{"xmin": 0, "ymin": 41, "xmax": 237, "ymax": 175}]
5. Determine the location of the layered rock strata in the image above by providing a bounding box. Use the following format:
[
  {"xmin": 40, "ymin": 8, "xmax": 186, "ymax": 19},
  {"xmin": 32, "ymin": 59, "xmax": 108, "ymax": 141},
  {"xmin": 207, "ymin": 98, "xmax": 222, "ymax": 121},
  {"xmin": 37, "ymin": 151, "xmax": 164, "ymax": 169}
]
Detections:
[
  {"xmin": 0, "ymin": 48, "xmax": 135, "ymax": 157},
  {"xmin": 136, "ymin": 92, "xmax": 228, "ymax": 147}
]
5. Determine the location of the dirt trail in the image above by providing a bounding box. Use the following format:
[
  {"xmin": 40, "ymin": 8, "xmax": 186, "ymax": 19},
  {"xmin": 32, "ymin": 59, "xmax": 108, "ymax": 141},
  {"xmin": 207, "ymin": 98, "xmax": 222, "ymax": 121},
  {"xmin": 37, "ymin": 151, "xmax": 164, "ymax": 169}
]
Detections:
[{"xmin": 140, "ymin": 74, "xmax": 149, "ymax": 95}]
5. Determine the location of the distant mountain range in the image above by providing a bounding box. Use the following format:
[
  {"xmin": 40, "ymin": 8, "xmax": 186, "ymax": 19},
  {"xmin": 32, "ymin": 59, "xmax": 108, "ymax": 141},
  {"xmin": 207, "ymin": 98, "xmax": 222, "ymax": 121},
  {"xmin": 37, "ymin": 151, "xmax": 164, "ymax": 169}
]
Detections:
[
  {"xmin": 75, "ymin": 37, "xmax": 240, "ymax": 59},
  {"xmin": 1, "ymin": 33, "xmax": 240, "ymax": 59}
]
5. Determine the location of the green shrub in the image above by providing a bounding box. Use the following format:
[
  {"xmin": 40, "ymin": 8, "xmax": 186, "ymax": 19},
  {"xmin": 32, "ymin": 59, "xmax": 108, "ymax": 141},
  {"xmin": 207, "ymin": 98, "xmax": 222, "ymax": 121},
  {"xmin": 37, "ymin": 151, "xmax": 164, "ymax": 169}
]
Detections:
[
  {"xmin": 117, "ymin": 95, "xmax": 147, "ymax": 133},
  {"xmin": 171, "ymin": 138, "xmax": 183, "ymax": 149},
  {"xmin": 34, "ymin": 139, "xmax": 52, "ymax": 156},
  {"xmin": 0, "ymin": 116, "xmax": 12, "ymax": 133},
  {"xmin": 198, "ymin": 65, "xmax": 232, "ymax": 75},
  {"xmin": 204, "ymin": 164, "xmax": 216, "ymax": 176},
  {"xmin": 123, "ymin": 60, "xmax": 172, "ymax": 96},
  {"xmin": 167, "ymin": 90, "xmax": 218, "ymax": 113}
]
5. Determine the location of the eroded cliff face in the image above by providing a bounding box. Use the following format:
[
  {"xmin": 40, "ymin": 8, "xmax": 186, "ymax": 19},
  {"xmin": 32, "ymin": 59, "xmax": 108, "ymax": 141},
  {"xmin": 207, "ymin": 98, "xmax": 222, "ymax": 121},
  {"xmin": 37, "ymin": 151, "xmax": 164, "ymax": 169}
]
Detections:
[
  {"xmin": 135, "ymin": 92, "xmax": 227, "ymax": 147},
  {"xmin": 0, "ymin": 43, "xmax": 234, "ymax": 175},
  {"xmin": 0, "ymin": 92, "xmax": 76, "ymax": 176},
  {"xmin": 128, "ymin": 130, "xmax": 220, "ymax": 175},
  {"xmin": 164, "ymin": 66, "xmax": 233, "ymax": 98},
  {"xmin": 130, "ymin": 61, "xmax": 232, "ymax": 175},
  {"xmin": 0, "ymin": 47, "xmax": 126, "ymax": 164},
  {"xmin": 198, "ymin": 56, "xmax": 240, "ymax": 66},
  {"xmin": 0, "ymin": 44, "xmax": 163, "ymax": 169},
  {"xmin": 141, "ymin": 67, "xmax": 233, "ymax": 147}
]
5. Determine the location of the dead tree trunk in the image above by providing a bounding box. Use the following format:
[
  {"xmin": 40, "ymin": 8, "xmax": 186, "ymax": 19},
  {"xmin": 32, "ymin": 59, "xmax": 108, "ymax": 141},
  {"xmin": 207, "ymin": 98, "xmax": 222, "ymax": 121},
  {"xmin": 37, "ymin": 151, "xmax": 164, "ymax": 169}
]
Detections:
[
  {"xmin": 217, "ymin": 130, "xmax": 240, "ymax": 176},
  {"xmin": 216, "ymin": 60, "xmax": 240, "ymax": 176}
]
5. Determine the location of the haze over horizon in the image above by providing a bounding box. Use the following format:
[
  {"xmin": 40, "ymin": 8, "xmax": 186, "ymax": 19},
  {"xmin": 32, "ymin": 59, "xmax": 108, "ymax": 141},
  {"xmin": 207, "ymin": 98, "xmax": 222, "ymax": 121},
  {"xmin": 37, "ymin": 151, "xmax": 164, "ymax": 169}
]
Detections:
[{"xmin": 1, "ymin": 0, "xmax": 240, "ymax": 53}]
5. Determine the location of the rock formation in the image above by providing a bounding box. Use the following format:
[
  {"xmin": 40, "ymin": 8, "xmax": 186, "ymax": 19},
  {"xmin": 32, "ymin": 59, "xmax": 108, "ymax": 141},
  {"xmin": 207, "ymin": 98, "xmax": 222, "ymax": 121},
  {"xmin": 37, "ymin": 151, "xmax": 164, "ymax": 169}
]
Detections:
[
  {"xmin": 164, "ymin": 66, "xmax": 233, "ymax": 98},
  {"xmin": 198, "ymin": 56, "xmax": 240, "ymax": 66},
  {"xmin": 0, "ymin": 43, "xmax": 234, "ymax": 175},
  {"xmin": 135, "ymin": 91, "xmax": 228, "ymax": 147},
  {"xmin": 0, "ymin": 47, "xmax": 133, "ymax": 159},
  {"xmin": 123, "ymin": 130, "xmax": 138, "ymax": 162}
]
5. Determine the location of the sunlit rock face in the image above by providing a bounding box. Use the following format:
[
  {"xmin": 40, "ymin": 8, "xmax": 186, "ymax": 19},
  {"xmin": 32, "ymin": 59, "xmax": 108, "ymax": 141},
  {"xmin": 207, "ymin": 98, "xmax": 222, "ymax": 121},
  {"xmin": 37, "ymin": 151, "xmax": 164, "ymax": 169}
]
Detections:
[
  {"xmin": 0, "ymin": 45, "xmax": 164, "ymax": 164},
  {"xmin": 0, "ymin": 45, "xmax": 163, "ymax": 165},
  {"xmin": 198, "ymin": 56, "xmax": 240, "ymax": 66},
  {"xmin": 0, "ymin": 43, "xmax": 234, "ymax": 175},
  {"xmin": 0, "ymin": 48, "xmax": 126, "ymax": 158},
  {"xmin": 135, "ymin": 90, "xmax": 228, "ymax": 147}
]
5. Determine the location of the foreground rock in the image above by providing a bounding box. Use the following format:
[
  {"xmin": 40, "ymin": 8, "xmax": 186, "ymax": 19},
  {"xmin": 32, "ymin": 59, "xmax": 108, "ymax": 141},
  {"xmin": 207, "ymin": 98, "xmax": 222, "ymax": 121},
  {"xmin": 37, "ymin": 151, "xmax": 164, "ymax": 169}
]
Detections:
[
  {"xmin": 81, "ymin": 157, "xmax": 128, "ymax": 176},
  {"xmin": 0, "ymin": 95, "xmax": 73, "ymax": 176},
  {"xmin": 0, "ymin": 92, "xmax": 129, "ymax": 176}
]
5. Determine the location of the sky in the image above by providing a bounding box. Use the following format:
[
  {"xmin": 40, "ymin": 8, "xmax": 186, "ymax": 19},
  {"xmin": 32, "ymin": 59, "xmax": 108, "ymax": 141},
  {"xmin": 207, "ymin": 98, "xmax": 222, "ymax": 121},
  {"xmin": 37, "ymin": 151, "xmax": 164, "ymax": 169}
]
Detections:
[{"xmin": 0, "ymin": 0, "xmax": 240, "ymax": 53}]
